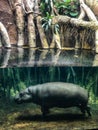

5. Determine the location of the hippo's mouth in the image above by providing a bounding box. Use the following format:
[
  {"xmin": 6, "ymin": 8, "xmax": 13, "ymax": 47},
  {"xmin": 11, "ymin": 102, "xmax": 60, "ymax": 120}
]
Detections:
[{"xmin": 14, "ymin": 98, "xmax": 23, "ymax": 104}]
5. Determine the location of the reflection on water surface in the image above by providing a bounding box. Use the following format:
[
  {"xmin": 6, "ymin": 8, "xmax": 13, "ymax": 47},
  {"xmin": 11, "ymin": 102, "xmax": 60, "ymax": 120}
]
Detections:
[{"xmin": 0, "ymin": 47, "xmax": 97, "ymax": 67}]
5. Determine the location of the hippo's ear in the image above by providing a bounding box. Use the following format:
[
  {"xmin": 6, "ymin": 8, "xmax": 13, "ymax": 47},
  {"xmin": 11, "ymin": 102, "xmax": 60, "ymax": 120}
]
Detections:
[{"xmin": 28, "ymin": 87, "xmax": 32, "ymax": 94}]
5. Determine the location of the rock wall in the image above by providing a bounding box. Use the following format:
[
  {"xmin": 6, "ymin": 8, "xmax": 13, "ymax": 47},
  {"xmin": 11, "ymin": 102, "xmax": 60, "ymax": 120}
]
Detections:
[{"xmin": 0, "ymin": 0, "xmax": 17, "ymax": 44}]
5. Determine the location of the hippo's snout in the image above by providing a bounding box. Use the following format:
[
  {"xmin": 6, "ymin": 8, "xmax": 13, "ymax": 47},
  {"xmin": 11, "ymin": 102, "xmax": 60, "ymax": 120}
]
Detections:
[
  {"xmin": 14, "ymin": 95, "xmax": 22, "ymax": 104},
  {"xmin": 14, "ymin": 89, "xmax": 32, "ymax": 104}
]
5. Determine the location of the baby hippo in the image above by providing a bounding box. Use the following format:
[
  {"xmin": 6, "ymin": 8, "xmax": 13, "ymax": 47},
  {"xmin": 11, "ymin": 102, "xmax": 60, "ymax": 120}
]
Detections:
[{"xmin": 14, "ymin": 82, "xmax": 91, "ymax": 116}]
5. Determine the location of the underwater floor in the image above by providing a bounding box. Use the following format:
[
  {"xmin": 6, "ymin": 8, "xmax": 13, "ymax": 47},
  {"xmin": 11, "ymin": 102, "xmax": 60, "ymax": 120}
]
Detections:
[{"xmin": 0, "ymin": 100, "xmax": 98, "ymax": 130}]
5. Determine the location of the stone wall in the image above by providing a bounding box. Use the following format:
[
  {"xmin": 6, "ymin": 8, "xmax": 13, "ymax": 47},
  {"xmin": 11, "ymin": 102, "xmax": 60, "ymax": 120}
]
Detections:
[{"xmin": 0, "ymin": 0, "xmax": 17, "ymax": 44}]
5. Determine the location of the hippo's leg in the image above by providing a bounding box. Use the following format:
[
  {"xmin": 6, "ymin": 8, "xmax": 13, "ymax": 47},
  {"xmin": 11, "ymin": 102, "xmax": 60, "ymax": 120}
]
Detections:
[
  {"xmin": 41, "ymin": 106, "xmax": 49, "ymax": 116},
  {"xmin": 85, "ymin": 105, "xmax": 91, "ymax": 117},
  {"xmin": 78, "ymin": 104, "xmax": 86, "ymax": 115},
  {"xmin": 80, "ymin": 106, "xmax": 86, "ymax": 115},
  {"xmin": 79, "ymin": 105, "xmax": 91, "ymax": 117}
]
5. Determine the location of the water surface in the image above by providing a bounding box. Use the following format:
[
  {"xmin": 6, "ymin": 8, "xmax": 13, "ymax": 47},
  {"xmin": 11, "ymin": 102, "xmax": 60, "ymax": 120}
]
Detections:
[{"xmin": 0, "ymin": 48, "xmax": 97, "ymax": 67}]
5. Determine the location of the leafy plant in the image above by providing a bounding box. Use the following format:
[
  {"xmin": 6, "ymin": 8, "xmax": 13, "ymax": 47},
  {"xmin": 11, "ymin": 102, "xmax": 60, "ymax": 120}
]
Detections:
[
  {"xmin": 40, "ymin": 0, "xmax": 55, "ymax": 16},
  {"xmin": 41, "ymin": 12, "xmax": 53, "ymax": 32},
  {"xmin": 55, "ymin": 0, "xmax": 80, "ymax": 17},
  {"xmin": 41, "ymin": 13, "xmax": 59, "ymax": 33},
  {"xmin": 40, "ymin": 0, "xmax": 79, "ymax": 32}
]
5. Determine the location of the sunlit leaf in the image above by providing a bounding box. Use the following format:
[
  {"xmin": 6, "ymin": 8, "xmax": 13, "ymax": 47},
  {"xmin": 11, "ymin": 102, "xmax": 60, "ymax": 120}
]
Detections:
[
  {"xmin": 69, "ymin": 11, "xmax": 79, "ymax": 17},
  {"xmin": 63, "ymin": 0, "xmax": 71, "ymax": 3}
]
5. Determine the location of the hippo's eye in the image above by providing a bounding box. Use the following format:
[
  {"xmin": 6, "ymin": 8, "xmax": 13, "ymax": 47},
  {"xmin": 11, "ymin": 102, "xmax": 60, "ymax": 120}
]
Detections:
[{"xmin": 20, "ymin": 93, "xmax": 24, "ymax": 97}]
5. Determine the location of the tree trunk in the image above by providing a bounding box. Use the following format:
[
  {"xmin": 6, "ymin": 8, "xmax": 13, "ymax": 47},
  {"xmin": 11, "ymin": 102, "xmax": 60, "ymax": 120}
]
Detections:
[
  {"xmin": 50, "ymin": 25, "xmax": 61, "ymax": 49},
  {"xmin": 35, "ymin": 0, "xmax": 49, "ymax": 48},
  {"xmin": 79, "ymin": 0, "xmax": 98, "ymax": 53},
  {"xmin": 36, "ymin": 16, "xmax": 49, "ymax": 48},
  {"xmin": 14, "ymin": 0, "xmax": 24, "ymax": 46},
  {"xmin": 23, "ymin": 0, "xmax": 36, "ymax": 47},
  {"xmin": 0, "ymin": 22, "xmax": 11, "ymax": 48},
  {"xmin": 79, "ymin": 0, "xmax": 97, "ymax": 21},
  {"xmin": 50, "ymin": 0, "xmax": 61, "ymax": 49}
]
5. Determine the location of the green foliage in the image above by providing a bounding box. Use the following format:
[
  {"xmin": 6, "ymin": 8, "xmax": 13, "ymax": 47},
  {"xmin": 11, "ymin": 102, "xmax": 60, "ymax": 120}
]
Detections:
[
  {"xmin": 41, "ymin": 12, "xmax": 53, "ymax": 32},
  {"xmin": 41, "ymin": 12, "xmax": 59, "ymax": 33},
  {"xmin": 40, "ymin": 0, "xmax": 79, "ymax": 32},
  {"xmin": 40, "ymin": 0, "xmax": 55, "ymax": 16},
  {"xmin": 40, "ymin": 0, "xmax": 59, "ymax": 33},
  {"xmin": 55, "ymin": 0, "xmax": 79, "ymax": 17},
  {"xmin": 10, "ymin": 82, "xmax": 26, "ymax": 98}
]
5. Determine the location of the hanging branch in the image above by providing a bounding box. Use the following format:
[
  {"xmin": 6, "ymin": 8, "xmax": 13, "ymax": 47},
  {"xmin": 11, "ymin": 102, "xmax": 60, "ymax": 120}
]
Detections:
[
  {"xmin": 36, "ymin": 16, "xmax": 49, "ymax": 48},
  {"xmin": 35, "ymin": 0, "xmax": 49, "ymax": 48},
  {"xmin": 50, "ymin": 0, "xmax": 61, "ymax": 49},
  {"xmin": 14, "ymin": 0, "xmax": 25, "ymax": 46},
  {"xmin": 79, "ymin": 0, "xmax": 98, "ymax": 53},
  {"xmin": 79, "ymin": 0, "xmax": 97, "ymax": 22},
  {"xmin": 52, "ymin": 15, "xmax": 98, "ymax": 29},
  {"xmin": 78, "ymin": 6, "xmax": 85, "ymax": 20},
  {"xmin": 23, "ymin": 0, "xmax": 36, "ymax": 47},
  {"xmin": 0, "ymin": 22, "xmax": 11, "ymax": 48}
]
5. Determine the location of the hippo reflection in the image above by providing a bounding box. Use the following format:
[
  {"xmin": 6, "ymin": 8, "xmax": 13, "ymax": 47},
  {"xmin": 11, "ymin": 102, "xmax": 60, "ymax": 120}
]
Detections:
[{"xmin": 14, "ymin": 82, "xmax": 91, "ymax": 116}]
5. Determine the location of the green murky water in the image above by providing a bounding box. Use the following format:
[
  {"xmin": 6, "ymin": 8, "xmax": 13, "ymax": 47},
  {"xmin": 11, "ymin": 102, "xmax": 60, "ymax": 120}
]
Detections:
[{"xmin": 0, "ymin": 67, "xmax": 98, "ymax": 129}]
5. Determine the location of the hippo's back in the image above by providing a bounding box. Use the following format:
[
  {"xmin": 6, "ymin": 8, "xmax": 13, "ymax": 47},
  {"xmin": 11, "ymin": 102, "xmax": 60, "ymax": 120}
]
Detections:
[
  {"xmin": 30, "ymin": 82, "xmax": 88, "ymax": 107},
  {"xmin": 35, "ymin": 82, "xmax": 87, "ymax": 96}
]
